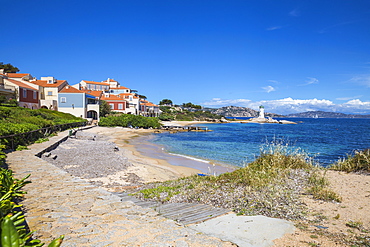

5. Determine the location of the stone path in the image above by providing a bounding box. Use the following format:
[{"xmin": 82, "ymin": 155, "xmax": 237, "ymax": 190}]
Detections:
[{"xmin": 7, "ymin": 129, "xmax": 235, "ymax": 247}]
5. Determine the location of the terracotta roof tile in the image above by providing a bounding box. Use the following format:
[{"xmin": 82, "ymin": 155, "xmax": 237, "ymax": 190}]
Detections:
[
  {"xmin": 101, "ymin": 94, "xmax": 126, "ymax": 101},
  {"xmin": 82, "ymin": 80, "xmax": 110, "ymax": 86},
  {"xmin": 60, "ymin": 86, "xmax": 83, "ymax": 93},
  {"xmin": 110, "ymin": 86, "xmax": 129, "ymax": 89},
  {"xmin": 5, "ymin": 78, "xmax": 38, "ymax": 91},
  {"xmin": 80, "ymin": 89, "xmax": 103, "ymax": 98},
  {"xmin": 6, "ymin": 73, "xmax": 31, "ymax": 78},
  {"xmin": 29, "ymin": 80, "xmax": 67, "ymax": 88}
]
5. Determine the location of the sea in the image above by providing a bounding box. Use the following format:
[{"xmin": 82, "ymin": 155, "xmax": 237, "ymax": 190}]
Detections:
[{"xmin": 135, "ymin": 118, "xmax": 370, "ymax": 171}]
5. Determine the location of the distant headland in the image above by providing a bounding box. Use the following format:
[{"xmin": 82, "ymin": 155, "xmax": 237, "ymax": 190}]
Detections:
[{"xmin": 204, "ymin": 106, "xmax": 370, "ymax": 119}]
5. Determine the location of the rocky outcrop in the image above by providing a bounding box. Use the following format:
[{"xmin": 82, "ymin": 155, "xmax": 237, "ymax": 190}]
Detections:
[{"xmin": 205, "ymin": 106, "xmax": 284, "ymax": 118}]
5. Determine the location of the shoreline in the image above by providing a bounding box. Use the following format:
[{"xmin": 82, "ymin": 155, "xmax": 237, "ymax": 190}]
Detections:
[
  {"xmin": 14, "ymin": 124, "xmax": 370, "ymax": 246},
  {"xmin": 79, "ymin": 124, "xmax": 234, "ymax": 190}
]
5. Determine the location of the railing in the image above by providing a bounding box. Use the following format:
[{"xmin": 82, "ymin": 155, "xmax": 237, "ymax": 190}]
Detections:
[{"xmin": 0, "ymin": 121, "xmax": 87, "ymax": 150}]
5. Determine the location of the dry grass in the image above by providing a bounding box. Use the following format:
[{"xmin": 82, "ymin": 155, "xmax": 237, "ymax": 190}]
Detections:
[
  {"xmin": 330, "ymin": 148, "xmax": 370, "ymax": 173},
  {"xmin": 132, "ymin": 141, "xmax": 341, "ymax": 221}
]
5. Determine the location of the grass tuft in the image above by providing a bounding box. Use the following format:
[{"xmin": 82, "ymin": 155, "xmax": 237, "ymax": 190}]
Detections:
[{"xmin": 330, "ymin": 149, "xmax": 370, "ymax": 173}]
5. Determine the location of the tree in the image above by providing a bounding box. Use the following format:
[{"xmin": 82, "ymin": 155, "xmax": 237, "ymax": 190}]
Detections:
[
  {"xmin": 182, "ymin": 102, "xmax": 202, "ymax": 109},
  {"xmin": 138, "ymin": 95, "xmax": 147, "ymax": 99},
  {"xmin": 99, "ymin": 100, "xmax": 111, "ymax": 117},
  {"xmin": 0, "ymin": 62, "xmax": 20, "ymax": 73},
  {"xmin": 159, "ymin": 99, "xmax": 173, "ymax": 105}
]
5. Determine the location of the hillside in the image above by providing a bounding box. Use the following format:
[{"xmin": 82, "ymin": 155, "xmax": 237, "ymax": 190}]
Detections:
[
  {"xmin": 204, "ymin": 106, "xmax": 284, "ymax": 118},
  {"xmin": 287, "ymin": 111, "xmax": 370, "ymax": 118}
]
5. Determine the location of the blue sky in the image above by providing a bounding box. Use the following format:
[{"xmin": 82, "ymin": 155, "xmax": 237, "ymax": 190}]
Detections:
[{"xmin": 1, "ymin": 0, "xmax": 370, "ymax": 114}]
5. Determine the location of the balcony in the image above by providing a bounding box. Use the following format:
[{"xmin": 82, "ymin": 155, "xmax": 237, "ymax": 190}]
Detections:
[
  {"xmin": 0, "ymin": 84, "xmax": 15, "ymax": 94},
  {"xmin": 87, "ymin": 103, "xmax": 99, "ymax": 112}
]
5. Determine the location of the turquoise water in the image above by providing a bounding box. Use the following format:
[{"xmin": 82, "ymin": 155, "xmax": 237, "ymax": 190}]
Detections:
[{"xmin": 149, "ymin": 118, "xmax": 370, "ymax": 167}]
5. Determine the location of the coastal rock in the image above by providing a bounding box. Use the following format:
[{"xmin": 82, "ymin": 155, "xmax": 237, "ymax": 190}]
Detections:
[
  {"xmin": 239, "ymin": 117, "xmax": 297, "ymax": 124},
  {"xmin": 205, "ymin": 105, "xmax": 285, "ymax": 118}
]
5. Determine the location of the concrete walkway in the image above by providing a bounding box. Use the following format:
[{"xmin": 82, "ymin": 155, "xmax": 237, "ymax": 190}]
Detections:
[{"xmin": 6, "ymin": 129, "xmax": 294, "ymax": 247}]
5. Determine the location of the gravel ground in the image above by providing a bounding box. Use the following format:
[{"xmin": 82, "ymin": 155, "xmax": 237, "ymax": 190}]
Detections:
[{"xmin": 41, "ymin": 131, "xmax": 143, "ymax": 185}]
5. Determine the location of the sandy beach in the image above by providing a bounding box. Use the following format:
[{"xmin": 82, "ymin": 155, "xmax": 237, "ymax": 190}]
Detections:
[
  {"xmin": 39, "ymin": 123, "xmax": 369, "ymax": 246},
  {"xmin": 47, "ymin": 122, "xmax": 233, "ymax": 192}
]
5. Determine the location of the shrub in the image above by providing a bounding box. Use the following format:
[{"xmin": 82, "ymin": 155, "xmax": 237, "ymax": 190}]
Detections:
[
  {"xmin": 99, "ymin": 114, "xmax": 161, "ymax": 128},
  {"xmin": 330, "ymin": 149, "xmax": 370, "ymax": 173}
]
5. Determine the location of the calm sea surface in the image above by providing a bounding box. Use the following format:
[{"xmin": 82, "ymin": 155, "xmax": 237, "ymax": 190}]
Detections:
[{"xmin": 149, "ymin": 118, "xmax": 370, "ymax": 167}]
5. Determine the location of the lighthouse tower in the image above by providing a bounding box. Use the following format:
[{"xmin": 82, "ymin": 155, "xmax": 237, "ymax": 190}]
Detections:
[{"xmin": 258, "ymin": 105, "xmax": 265, "ymax": 119}]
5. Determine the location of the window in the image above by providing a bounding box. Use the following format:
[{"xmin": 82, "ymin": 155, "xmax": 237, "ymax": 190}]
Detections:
[
  {"xmin": 118, "ymin": 103, "xmax": 123, "ymax": 110},
  {"xmin": 109, "ymin": 104, "xmax": 114, "ymax": 109},
  {"xmin": 33, "ymin": 91, "xmax": 37, "ymax": 99},
  {"xmin": 47, "ymin": 91, "xmax": 52, "ymax": 96},
  {"xmin": 60, "ymin": 97, "xmax": 66, "ymax": 103},
  {"xmin": 23, "ymin": 89, "xmax": 27, "ymax": 98}
]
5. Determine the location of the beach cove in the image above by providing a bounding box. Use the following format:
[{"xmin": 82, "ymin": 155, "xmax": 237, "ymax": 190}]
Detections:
[{"xmin": 6, "ymin": 125, "xmax": 370, "ymax": 246}]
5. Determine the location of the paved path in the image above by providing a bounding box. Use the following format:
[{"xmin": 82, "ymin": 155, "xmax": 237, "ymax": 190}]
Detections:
[{"xmin": 7, "ymin": 130, "xmax": 235, "ymax": 247}]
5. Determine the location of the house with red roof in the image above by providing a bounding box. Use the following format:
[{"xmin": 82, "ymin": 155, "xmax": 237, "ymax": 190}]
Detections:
[
  {"xmin": 6, "ymin": 73, "xmax": 34, "ymax": 82},
  {"xmin": 78, "ymin": 80, "xmax": 110, "ymax": 91},
  {"xmin": 119, "ymin": 93, "xmax": 140, "ymax": 115},
  {"xmin": 101, "ymin": 93, "xmax": 128, "ymax": 113},
  {"xmin": 140, "ymin": 99, "xmax": 160, "ymax": 117},
  {"xmin": 3, "ymin": 78, "xmax": 39, "ymax": 109},
  {"xmin": 58, "ymin": 86, "xmax": 100, "ymax": 121},
  {"xmin": 28, "ymin": 76, "xmax": 68, "ymax": 110},
  {"xmin": 79, "ymin": 89, "xmax": 103, "ymax": 100}
]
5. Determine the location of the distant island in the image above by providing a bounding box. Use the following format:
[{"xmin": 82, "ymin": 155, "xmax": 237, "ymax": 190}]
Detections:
[
  {"xmin": 204, "ymin": 106, "xmax": 370, "ymax": 119},
  {"xmin": 287, "ymin": 111, "xmax": 370, "ymax": 118}
]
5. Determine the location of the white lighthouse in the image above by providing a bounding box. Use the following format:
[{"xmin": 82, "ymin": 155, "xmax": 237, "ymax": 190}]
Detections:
[{"xmin": 258, "ymin": 105, "xmax": 265, "ymax": 119}]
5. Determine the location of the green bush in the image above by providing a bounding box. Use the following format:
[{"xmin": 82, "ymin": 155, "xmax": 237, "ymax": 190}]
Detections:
[
  {"xmin": 0, "ymin": 106, "xmax": 86, "ymax": 149},
  {"xmin": 99, "ymin": 114, "xmax": 161, "ymax": 128}
]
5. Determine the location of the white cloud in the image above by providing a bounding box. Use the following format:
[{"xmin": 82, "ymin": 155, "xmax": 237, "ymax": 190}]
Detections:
[
  {"xmin": 304, "ymin": 77, "xmax": 319, "ymax": 85},
  {"xmin": 202, "ymin": 97, "xmax": 370, "ymax": 115},
  {"xmin": 262, "ymin": 85, "xmax": 276, "ymax": 93},
  {"xmin": 268, "ymin": 80, "xmax": 279, "ymax": 84},
  {"xmin": 266, "ymin": 26, "xmax": 282, "ymax": 31},
  {"xmin": 349, "ymin": 75, "xmax": 370, "ymax": 87},
  {"xmin": 336, "ymin": 95, "xmax": 363, "ymax": 101}
]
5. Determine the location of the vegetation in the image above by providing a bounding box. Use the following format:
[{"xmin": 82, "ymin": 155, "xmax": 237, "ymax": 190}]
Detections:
[
  {"xmin": 0, "ymin": 106, "xmax": 85, "ymax": 149},
  {"xmin": 0, "ymin": 96, "xmax": 19, "ymax": 107},
  {"xmin": 99, "ymin": 100, "xmax": 112, "ymax": 118},
  {"xmin": 159, "ymin": 99, "xmax": 173, "ymax": 106},
  {"xmin": 99, "ymin": 114, "xmax": 161, "ymax": 128},
  {"xmin": 159, "ymin": 105, "xmax": 223, "ymax": 121},
  {"xmin": 132, "ymin": 141, "xmax": 340, "ymax": 220},
  {"xmin": 0, "ymin": 62, "xmax": 19, "ymax": 73},
  {"xmin": 330, "ymin": 149, "xmax": 370, "ymax": 173},
  {"xmin": 0, "ymin": 146, "xmax": 64, "ymax": 246},
  {"xmin": 182, "ymin": 102, "xmax": 202, "ymax": 109}
]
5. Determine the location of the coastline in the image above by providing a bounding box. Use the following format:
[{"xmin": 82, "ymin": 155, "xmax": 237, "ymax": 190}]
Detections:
[
  {"xmin": 80, "ymin": 123, "xmax": 234, "ymax": 190},
  {"xmin": 10, "ymin": 124, "xmax": 370, "ymax": 246}
]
